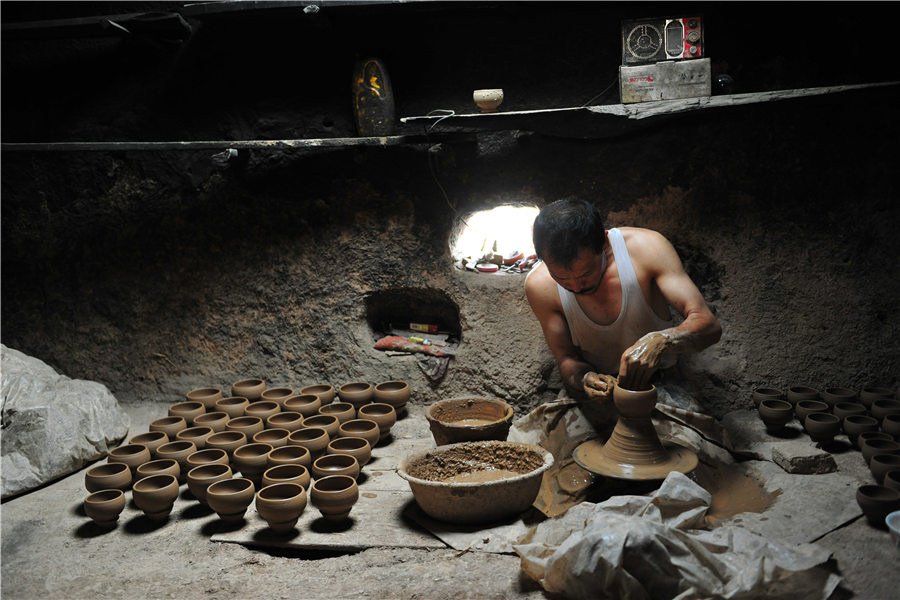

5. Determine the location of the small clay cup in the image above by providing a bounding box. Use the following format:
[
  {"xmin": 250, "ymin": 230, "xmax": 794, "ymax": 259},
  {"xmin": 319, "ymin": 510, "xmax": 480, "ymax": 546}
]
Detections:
[
  {"xmin": 186, "ymin": 448, "xmax": 229, "ymax": 471},
  {"xmin": 310, "ymin": 474, "xmax": 359, "ymax": 521},
  {"xmin": 832, "ymin": 402, "xmax": 867, "ymax": 421},
  {"xmin": 843, "ymin": 415, "xmax": 880, "ymax": 447},
  {"xmin": 169, "ymin": 401, "xmax": 205, "ymax": 425},
  {"xmin": 312, "ymin": 453, "xmax": 360, "ymax": 480},
  {"xmin": 357, "ymin": 403, "xmax": 396, "ymax": 440},
  {"xmin": 205, "ymin": 431, "xmax": 247, "ymax": 459},
  {"xmin": 860, "ymin": 438, "xmax": 900, "ymax": 466},
  {"xmin": 884, "ymin": 470, "xmax": 900, "ymax": 492},
  {"xmin": 860, "ymin": 386, "xmax": 896, "ymax": 408},
  {"xmin": 156, "ymin": 440, "xmax": 198, "ymax": 483},
  {"xmin": 338, "ymin": 382, "xmax": 374, "ymax": 409},
  {"xmin": 232, "ymin": 442, "xmax": 274, "ymax": 485},
  {"xmin": 425, "ymin": 398, "xmax": 515, "ymax": 445},
  {"xmin": 194, "ymin": 411, "xmax": 229, "ymax": 433},
  {"xmin": 135, "ymin": 458, "xmax": 181, "ymax": 483},
  {"xmin": 129, "ymin": 431, "xmax": 169, "ymax": 457},
  {"xmin": 266, "ymin": 411, "xmax": 305, "ymax": 432},
  {"xmin": 176, "ymin": 426, "xmax": 214, "ymax": 450},
  {"xmin": 84, "ymin": 489, "xmax": 126, "ymax": 528},
  {"xmin": 245, "ymin": 400, "xmax": 281, "ymax": 421},
  {"xmin": 256, "ymin": 482, "xmax": 308, "ymax": 533},
  {"xmin": 186, "ymin": 387, "xmax": 223, "ymax": 411},
  {"xmin": 337, "ymin": 419, "xmax": 380, "ymax": 448},
  {"xmin": 85, "ymin": 462, "xmax": 132, "ymax": 493},
  {"xmin": 299, "ymin": 384, "xmax": 335, "ymax": 406},
  {"xmin": 231, "ymin": 378, "xmax": 265, "ymax": 401},
  {"xmin": 186, "ymin": 463, "xmax": 232, "ymax": 505},
  {"xmin": 758, "ymin": 399, "xmax": 794, "ymax": 432},
  {"xmin": 108, "ymin": 443, "xmax": 152, "ymax": 476},
  {"xmin": 149, "ymin": 416, "xmax": 187, "ymax": 439},
  {"xmin": 216, "ymin": 396, "xmax": 250, "ymax": 419},
  {"xmin": 261, "ymin": 463, "xmax": 311, "ymax": 490},
  {"xmin": 787, "ymin": 386, "xmax": 819, "ymax": 406},
  {"xmin": 821, "ymin": 387, "xmax": 857, "ymax": 408},
  {"xmin": 225, "ymin": 416, "xmax": 265, "ymax": 439},
  {"xmin": 804, "ymin": 413, "xmax": 841, "ymax": 444},
  {"xmin": 302, "ymin": 414, "xmax": 340, "ymax": 438},
  {"xmin": 858, "ymin": 431, "xmax": 894, "ymax": 451},
  {"xmin": 871, "ymin": 454, "xmax": 900, "ymax": 485},
  {"xmin": 871, "ymin": 399, "xmax": 900, "ymax": 421},
  {"xmin": 796, "ymin": 400, "xmax": 829, "ymax": 425},
  {"xmin": 206, "ymin": 477, "xmax": 256, "ymax": 522},
  {"xmin": 287, "ymin": 427, "xmax": 330, "ymax": 459},
  {"xmin": 253, "ymin": 428, "xmax": 291, "ymax": 448},
  {"xmin": 473, "ymin": 88, "xmax": 503, "ymax": 112},
  {"xmin": 374, "ymin": 380, "xmax": 410, "ymax": 416},
  {"xmin": 267, "ymin": 444, "xmax": 312, "ymax": 469},
  {"xmin": 283, "ymin": 394, "xmax": 322, "ymax": 417},
  {"xmin": 752, "ymin": 387, "xmax": 785, "ymax": 407},
  {"xmin": 326, "ymin": 436, "xmax": 372, "ymax": 467},
  {"xmin": 132, "ymin": 474, "xmax": 179, "ymax": 521},
  {"xmin": 319, "ymin": 402, "xmax": 356, "ymax": 424},
  {"xmin": 882, "ymin": 414, "xmax": 900, "ymax": 440},
  {"xmin": 260, "ymin": 387, "xmax": 294, "ymax": 409},
  {"xmin": 856, "ymin": 484, "xmax": 900, "ymax": 528}
]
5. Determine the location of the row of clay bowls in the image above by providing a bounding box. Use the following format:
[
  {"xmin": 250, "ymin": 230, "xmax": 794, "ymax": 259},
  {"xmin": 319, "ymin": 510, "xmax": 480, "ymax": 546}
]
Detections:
[
  {"xmin": 753, "ymin": 385, "xmax": 900, "ymax": 529},
  {"xmin": 83, "ymin": 379, "xmax": 408, "ymax": 532}
]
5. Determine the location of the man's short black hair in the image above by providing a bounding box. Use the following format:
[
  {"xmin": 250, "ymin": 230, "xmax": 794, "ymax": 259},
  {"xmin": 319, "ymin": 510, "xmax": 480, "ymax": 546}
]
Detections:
[{"xmin": 532, "ymin": 197, "xmax": 606, "ymax": 267}]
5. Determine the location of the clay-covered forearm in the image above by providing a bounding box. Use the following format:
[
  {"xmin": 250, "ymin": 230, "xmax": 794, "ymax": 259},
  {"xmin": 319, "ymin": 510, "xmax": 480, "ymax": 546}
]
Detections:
[
  {"xmin": 658, "ymin": 310, "xmax": 722, "ymax": 355},
  {"xmin": 560, "ymin": 358, "xmax": 593, "ymax": 400}
]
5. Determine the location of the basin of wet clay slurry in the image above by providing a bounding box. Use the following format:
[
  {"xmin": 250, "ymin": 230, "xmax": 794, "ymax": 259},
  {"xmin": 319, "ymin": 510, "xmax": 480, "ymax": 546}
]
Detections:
[
  {"xmin": 425, "ymin": 397, "xmax": 514, "ymax": 446},
  {"xmin": 572, "ymin": 384, "xmax": 698, "ymax": 480}
]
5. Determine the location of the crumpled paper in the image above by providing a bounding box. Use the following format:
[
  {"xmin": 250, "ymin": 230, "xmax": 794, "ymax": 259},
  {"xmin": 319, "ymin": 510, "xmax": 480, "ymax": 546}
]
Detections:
[{"xmin": 513, "ymin": 471, "xmax": 841, "ymax": 600}]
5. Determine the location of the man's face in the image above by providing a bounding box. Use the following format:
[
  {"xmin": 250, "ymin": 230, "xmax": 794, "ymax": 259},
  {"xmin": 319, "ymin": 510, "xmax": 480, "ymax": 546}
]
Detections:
[{"xmin": 544, "ymin": 246, "xmax": 607, "ymax": 295}]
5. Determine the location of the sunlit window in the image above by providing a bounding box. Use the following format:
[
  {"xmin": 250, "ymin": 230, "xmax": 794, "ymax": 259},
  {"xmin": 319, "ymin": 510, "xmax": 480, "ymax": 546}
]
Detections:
[{"xmin": 451, "ymin": 204, "xmax": 539, "ymax": 267}]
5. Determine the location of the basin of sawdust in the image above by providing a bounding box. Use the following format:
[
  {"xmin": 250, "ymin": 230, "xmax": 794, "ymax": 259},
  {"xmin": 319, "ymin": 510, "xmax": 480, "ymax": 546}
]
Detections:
[
  {"xmin": 425, "ymin": 397, "xmax": 514, "ymax": 446},
  {"xmin": 398, "ymin": 441, "xmax": 554, "ymax": 524}
]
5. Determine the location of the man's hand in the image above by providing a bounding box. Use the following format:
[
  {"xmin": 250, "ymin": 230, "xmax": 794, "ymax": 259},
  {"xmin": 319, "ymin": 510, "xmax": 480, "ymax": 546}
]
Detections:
[
  {"xmin": 583, "ymin": 371, "xmax": 617, "ymax": 401},
  {"xmin": 618, "ymin": 331, "xmax": 671, "ymax": 391}
]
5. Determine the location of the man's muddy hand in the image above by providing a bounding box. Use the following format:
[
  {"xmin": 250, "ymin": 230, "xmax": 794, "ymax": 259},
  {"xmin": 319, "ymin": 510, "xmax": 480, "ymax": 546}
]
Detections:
[
  {"xmin": 583, "ymin": 372, "xmax": 617, "ymax": 401},
  {"xmin": 618, "ymin": 331, "xmax": 671, "ymax": 391}
]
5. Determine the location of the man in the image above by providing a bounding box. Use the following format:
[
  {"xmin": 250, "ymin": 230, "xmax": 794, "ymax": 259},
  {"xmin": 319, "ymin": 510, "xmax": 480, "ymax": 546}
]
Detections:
[{"xmin": 525, "ymin": 197, "xmax": 721, "ymax": 412}]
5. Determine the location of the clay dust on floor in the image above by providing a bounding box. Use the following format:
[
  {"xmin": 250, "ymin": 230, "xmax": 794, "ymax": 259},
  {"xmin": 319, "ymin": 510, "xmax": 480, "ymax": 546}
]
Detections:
[{"xmin": 692, "ymin": 463, "xmax": 783, "ymax": 526}]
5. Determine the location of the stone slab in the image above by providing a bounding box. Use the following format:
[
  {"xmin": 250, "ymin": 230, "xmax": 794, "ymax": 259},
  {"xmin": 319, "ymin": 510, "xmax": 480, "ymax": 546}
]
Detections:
[
  {"xmin": 403, "ymin": 503, "xmax": 543, "ymax": 554},
  {"xmin": 771, "ymin": 440, "xmax": 837, "ymax": 474}
]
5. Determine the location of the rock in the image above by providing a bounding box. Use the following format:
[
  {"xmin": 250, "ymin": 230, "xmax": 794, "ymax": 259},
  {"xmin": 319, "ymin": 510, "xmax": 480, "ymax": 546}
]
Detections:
[
  {"xmin": 771, "ymin": 440, "xmax": 837, "ymax": 474},
  {"xmin": 1, "ymin": 344, "xmax": 130, "ymax": 499}
]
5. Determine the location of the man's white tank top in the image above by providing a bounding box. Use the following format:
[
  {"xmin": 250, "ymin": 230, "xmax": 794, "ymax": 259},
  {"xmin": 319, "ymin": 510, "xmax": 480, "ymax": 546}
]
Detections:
[{"xmin": 557, "ymin": 228, "xmax": 675, "ymax": 375}]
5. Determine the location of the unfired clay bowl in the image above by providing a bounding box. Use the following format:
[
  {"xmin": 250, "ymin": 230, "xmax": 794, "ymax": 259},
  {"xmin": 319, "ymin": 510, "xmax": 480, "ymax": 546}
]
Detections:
[
  {"xmin": 844, "ymin": 415, "xmax": 880, "ymax": 447},
  {"xmin": 310, "ymin": 474, "xmax": 359, "ymax": 521},
  {"xmin": 832, "ymin": 402, "xmax": 866, "ymax": 421},
  {"xmin": 425, "ymin": 398, "xmax": 514, "ymax": 445},
  {"xmin": 284, "ymin": 394, "xmax": 322, "ymax": 417},
  {"xmin": 804, "ymin": 412, "xmax": 841, "ymax": 444},
  {"xmin": 135, "ymin": 458, "xmax": 181, "ymax": 483},
  {"xmin": 302, "ymin": 414, "xmax": 340, "ymax": 438},
  {"xmin": 186, "ymin": 448, "xmax": 229, "ymax": 471},
  {"xmin": 287, "ymin": 427, "xmax": 330, "ymax": 459},
  {"xmin": 108, "ymin": 443, "xmax": 152, "ymax": 476},
  {"xmin": 186, "ymin": 387, "xmax": 223, "ymax": 411},
  {"xmin": 326, "ymin": 436, "xmax": 371, "ymax": 467},
  {"xmin": 861, "ymin": 438, "xmax": 900, "ymax": 466},
  {"xmin": 856, "ymin": 484, "xmax": 900, "ymax": 528},
  {"xmin": 84, "ymin": 489, "xmax": 126, "ymax": 528},
  {"xmin": 473, "ymin": 88, "xmax": 503, "ymax": 113},
  {"xmin": 752, "ymin": 387, "xmax": 784, "ymax": 407},
  {"xmin": 205, "ymin": 431, "xmax": 247, "ymax": 459},
  {"xmin": 883, "ymin": 414, "xmax": 900, "ymax": 440},
  {"xmin": 169, "ymin": 401, "xmax": 206, "ymax": 425},
  {"xmin": 860, "ymin": 386, "xmax": 896, "ymax": 408},
  {"xmin": 216, "ymin": 397, "xmax": 250, "ymax": 419},
  {"xmin": 253, "ymin": 428, "xmax": 291, "ymax": 448},
  {"xmin": 132, "ymin": 474, "xmax": 180, "ymax": 521},
  {"xmin": 318, "ymin": 402, "xmax": 355, "ymax": 424},
  {"xmin": 260, "ymin": 387, "xmax": 294, "ymax": 408},
  {"xmin": 872, "ymin": 400, "xmax": 900, "ymax": 421},
  {"xmin": 884, "ymin": 470, "xmax": 900, "ymax": 492},
  {"xmin": 232, "ymin": 443, "xmax": 275, "ymax": 485},
  {"xmin": 245, "ymin": 400, "xmax": 281, "ymax": 421},
  {"xmin": 758, "ymin": 399, "xmax": 793, "ymax": 431},
  {"xmin": 194, "ymin": 411, "xmax": 229, "ymax": 433},
  {"xmin": 338, "ymin": 382, "xmax": 374, "ymax": 408},
  {"xmin": 795, "ymin": 400, "xmax": 829, "ymax": 425},
  {"xmin": 206, "ymin": 477, "xmax": 256, "ymax": 522},
  {"xmin": 231, "ymin": 378, "xmax": 265, "ymax": 401},
  {"xmin": 225, "ymin": 416, "xmax": 265, "ymax": 439},
  {"xmin": 337, "ymin": 419, "xmax": 380, "ymax": 449},
  {"xmin": 156, "ymin": 440, "xmax": 198, "ymax": 483},
  {"xmin": 261, "ymin": 463, "xmax": 311, "ymax": 490},
  {"xmin": 398, "ymin": 440, "xmax": 554, "ymax": 524},
  {"xmin": 299, "ymin": 384, "xmax": 335, "ymax": 406},
  {"xmin": 787, "ymin": 386, "xmax": 819, "ymax": 406},
  {"xmin": 871, "ymin": 454, "xmax": 900, "ymax": 486},
  {"xmin": 357, "ymin": 403, "xmax": 396, "ymax": 440},
  {"xmin": 267, "ymin": 444, "xmax": 312, "ymax": 469},
  {"xmin": 374, "ymin": 380, "xmax": 410, "ymax": 415},
  {"xmin": 256, "ymin": 482, "xmax": 307, "ymax": 532},
  {"xmin": 129, "ymin": 431, "xmax": 169, "ymax": 457},
  {"xmin": 821, "ymin": 387, "xmax": 857, "ymax": 407},
  {"xmin": 312, "ymin": 453, "xmax": 360, "ymax": 480},
  {"xmin": 186, "ymin": 463, "xmax": 232, "ymax": 504},
  {"xmin": 266, "ymin": 411, "xmax": 305, "ymax": 432},
  {"xmin": 149, "ymin": 416, "xmax": 187, "ymax": 439},
  {"xmin": 85, "ymin": 462, "xmax": 132, "ymax": 493},
  {"xmin": 176, "ymin": 426, "xmax": 214, "ymax": 450}
]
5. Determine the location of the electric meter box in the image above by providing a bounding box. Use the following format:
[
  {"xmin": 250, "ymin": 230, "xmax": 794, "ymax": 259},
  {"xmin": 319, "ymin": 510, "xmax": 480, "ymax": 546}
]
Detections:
[{"xmin": 619, "ymin": 57, "xmax": 711, "ymax": 104}]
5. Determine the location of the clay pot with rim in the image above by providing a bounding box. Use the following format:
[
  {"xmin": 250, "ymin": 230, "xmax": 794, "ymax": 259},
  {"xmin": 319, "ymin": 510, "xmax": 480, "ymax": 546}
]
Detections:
[
  {"xmin": 225, "ymin": 416, "xmax": 265, "ymax": 439},
  {"xmin": 804, "ymin": 413, "xmax": 842, "ymax": 444},
  {"xmin": 374, "ymin": 380, "xmax": 410, "ymax": 416},
  {"xmin": 186, "ymin": 448, "xmax": 229, "ymax": 471},
  {"xmin": 231, "ymin": 378, "xmax": 265, "ymax": 401},
  {"xmin": 310, "ymin": 474, "xmax": 359, "ymax": 521},
  {"xmin": 205, "ymin": 431, "xmax": 247, "ymax": 460},
  {"xmin": 129, "ymin": 431, "xmax": 169, "ymax": 457},
  {"xmin": 821, "ymin": 387, "xmax": 857, "ymax": 408},
  {"xmin": 267, "ymin": 444, "xmax": 312, "ymax": 469},
  {"xmin": 132, "ymin": 474, "xmax": 180, "ymax": 521},
  {"xmin": 326, "ymin": 436, "xmax": 372, "ymax": 467},
  {"xmin": 337, "ymin": 419, "xmax": 380, "ymax": 449},
  {"xmin": 882, "ymin": 414, "xmax": 900, "ymax": 440},
  {"xmin": 299, "ymin": 384, "xmax": 335, "ymax": 406},
  {"xmin": 260, "ymin": 387, "xmax": 294, "ymax": 409},
  {"xmin": 136, "ymin": 458, "xmax": 181, "ymax": 483},
  {"xmin": 284, "ymin": 394, "xmax": 322, "ymax": 417},
  {"xmin": 262, "ymin": 463, "xmax": 311, "ymax": 490},
  {"xmin": 861, "ymin": 438, "xmax": 900, "ymax": 466},
  {"xmin": 858, "ymin": 431, "xmax": 894, "ymax": 451},
  {"xmin": 758, "ymin": 399, "xmax": 794, "ymax": 432},
  {"xmin": 194, "ymin": 411, "xmax": 229, "ymax": 433},
  {"xmin": 860, "ymin": 386, "xmax": 896, "ymax": 408},
  {"xmin": 884, "ymin": 470, "xmax": 900, "ymax": 492},
  {"xmin": 357, "ymin": 403, "xmax": 396, "ymax": 441},
  {"xmin": 752, "ymin": 387, "xmax": 785, "ymax": 407},
  {"xmin": 871, "ymin": 399, "xmax": 900, "ymax": 421},
  {"xmin": 149, "ymin": 416, "xmax": 187, "ymax": 439},
  {"xmin": 216, "ymin": 397, "xmax": 249, "ymax": 419},
  {"xmin": 256, "ymin": 482, "xmax": 307, "ymax": 532},
  {"xmin": 245, "ymin": 400, "xmax": 280, "ymax": 421},
  {"xmin": 312, "ymin": 454, "xmax": 360, "ymax": 480},
  {"xmin": 796, "ymin": 400, "xmax": 829, "ymax": 425},
  {"xmin": 425, "ymin": 398, "xmax": 515, "ymax": 445},
  {"xmin": 319, "ymin": 402, "xmax": 355, "ymax": 424},
  {"xmin": 871, "ymin": 454, "xmax": 900, "ymax": 485},
  {"xmin": 787, "ymin": 386, "xmax": 819, "ymax": 406},
  {"xmin": 176, "ymin": 426, "xmax": 214, "ymax": 450},
  {"xmin": 266, "ymin": 411, "xmax": 305, "ymax": 432},
  {"xmin": 232, "ymin": 443, "xmax": 275, "ymax": 485},
  {"xmin": 85, "ymin": 462, "xmax": 132, "ymax": 493},
  {"xmin": 156, "ymin": 440, "xmax": 197, "ymax": 483},
  {"xmin": 169, "ymin": 401, "xmax": 205, "ymax": 425},
  {"xmin": 84, "ymin": 489, "xmax": 126, "ymax": 528},
  {"xmin": 843, "ymin": 415, "xmax": 880, "ymax": 447},
  {"xmin": 856, "ymin": 484, "xmax": 900, "ymax": 528},
  {"xmin": 301, "ymin": 414, "xmax": 340, "ymax": 438},
  {"xmin": 473, "ymin": 88, "xmax": 504, "ymax": 112},
  {"xmin": 337, "ymin": 382, "xmax": 374, "ymax": 409},
  {"xmin": 186, "ymin": 387, "xmax": 223, "ymax": 411},
  {"xmin": 108, "ymin": 443, "xmax": 152, "ymax": 476},
  {"xmin": 287, "ymin": 427, "xmax": 330, "ymax": 459},
  {"xmin": 186, "ymin": 463, "xmax": 232, "ymax": 505},
  {"xmin": 833, "ymin": 402, "xmax": 867, "ymax": 421},
  {"xmin": 206, "ymin": 477, "xmax": 256, "ymax": 522},
  {"xmin": 253, "ymin": 428, "xmax": 291, "ymax": 448}
]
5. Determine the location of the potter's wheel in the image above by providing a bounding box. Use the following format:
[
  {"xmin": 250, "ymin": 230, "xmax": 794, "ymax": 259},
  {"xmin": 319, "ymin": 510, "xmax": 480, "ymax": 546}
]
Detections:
[{"xmin": 572, "ymin": 438, "xmax": 698, "ymax": 481}]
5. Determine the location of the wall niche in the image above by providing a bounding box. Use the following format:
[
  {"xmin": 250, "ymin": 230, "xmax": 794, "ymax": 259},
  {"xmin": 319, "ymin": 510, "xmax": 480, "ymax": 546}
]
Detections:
[{"xmin": 364, "ymin": 287, "xmax": 461, "ymax": 340}]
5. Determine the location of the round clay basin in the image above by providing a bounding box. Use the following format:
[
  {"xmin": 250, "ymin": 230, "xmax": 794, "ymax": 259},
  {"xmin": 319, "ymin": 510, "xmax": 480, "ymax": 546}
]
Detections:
[
  {"xmin": 398, "ymin": 440, "xmax": 553, "ymax": 525},
  {"xmin": 424, "ymin": 398, "xmax": 514, "ymax": 446}
]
